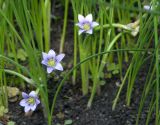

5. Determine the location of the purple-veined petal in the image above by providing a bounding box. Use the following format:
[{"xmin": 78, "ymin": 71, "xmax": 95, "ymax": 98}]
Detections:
[
  {"xmin": 85, "ymin": 14, "xmax": 93, "ymax": 22},
  {"xmin": 24, "ymin": 105, "xmax": 31, "ymax": 112},
  {"xmin": 55, "ymin": 63, "xmax": 63, "ymax": 71},
  {"xmin": 29, "ymin": 91, "xmax": 37, "ymax": 98},
  {"xmin": 41, "ymin": 59, "xmax": 48, "ymax": 66},
  {"xmin": 22, "ymin": 92, "xmax": 29, "ymax": 98},
  {"xmin": 48, "ymin": 49, "xmax": 56, "ymax": 58},
  {"xmin": 56, "ymin": 54, "xmax": 65, "ymax": 63},
  {"xmin": 20, "ymin": 99, "xmax": 27, "ymax": 107},
  {"xmin": 78, "ymin": 14, "xmax": 85, "ymax": 23},
  {"xmin": 79, "ymin": 29, "xmax": 85, "ymax": 35},
  {"xmin": 47, "ymin": 67, "xmax": 54, "ymax": 73},
  {"xmin": 30, "ymin": 104, "xmax": 37, "ymax": 111},
  {"xmin": 42, "ymin": 52, "xmax": 48, "ymax": 60},
  {"xmin": 92, "ymin": 22, "xmax": 99, "ymax": 28},
  {"xmin": 86, "ymin": 29, "xmax": 93, "ymax": 34},
  {"xmin": 36, "ymin": 99, "xmax": 40, "ymax": 105}
]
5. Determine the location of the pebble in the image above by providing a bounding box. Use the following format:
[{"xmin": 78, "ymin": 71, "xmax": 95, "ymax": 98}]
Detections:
[{"xmin": 126, "ymin": 120, "xmax": 132, "ymax": 125}]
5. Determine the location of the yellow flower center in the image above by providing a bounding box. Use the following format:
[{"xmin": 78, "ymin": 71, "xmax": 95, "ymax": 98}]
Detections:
[
  {"xmin": 48, "ymin": 59, "xmax": 55, "ymax": 67},
  {"xmin": 28, "ymin": 97, "xmax": 35, "ymax": 105},
  {"xmin": 83, "ymin": 23, "xmax": 90, "ymax": 30}
]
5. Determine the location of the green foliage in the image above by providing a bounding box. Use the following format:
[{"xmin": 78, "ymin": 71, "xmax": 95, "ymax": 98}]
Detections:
[
  {"xmin": 0, "ymin": 106, "xmax": 8, "ymax": 117},
  {"xmin": 113, "ymin": 1, "xmax": 160, "ymax": 125},
  {"xmin": 71, "ymin": 0, "xmax": 160, "ymax": 124},
  {"xmin": 8, "ymin": 49, "xmax": 28, "ymax": 61},
  {"xmin": 0, "ymin": 67, "xmax": 8, "ymax": 118},
  {"xmin": 17, "ymin": 49, "xmax": 28, "ymax": 61},
  {"xmin": 0, "ymin": 0, "xmax": 51, "ymax": 124},
  {"xmin": 99, "ymin": 80, "xmax": 106, "ymax": 86},
  {"xmin": 107, "ymin": 63, "xmax": 120, "ymax": 77},
  {"xmin": 0, "ymin": 0, "xmax": 159, "ymax": 125},
  {"xmin": 64, "ymin": 119, "xmax": 73, "ymax": 125},
  {"xmin": 71, "ymin": 0, "xmax": 141, "ymax": 108},
  {"xmin": 7, "ymin": 121, "xmax": 15, "ymax": 125}
]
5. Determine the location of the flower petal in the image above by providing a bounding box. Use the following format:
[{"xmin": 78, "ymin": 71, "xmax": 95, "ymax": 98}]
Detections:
[
  {"xmin": 55, "ymin": 63, "xmax": 63, "ymax": 71},
  {"xmin": 36, "ymin": 99, "xmax": 40, "ymax": 105},
  {"xmin": 42, "ymin": 52, "xmax": 48, "ymax": 60},
  {"xmin": 92, "ymin": 22, "xmax": 99, "ymax": 28},
  {"xmin": 76, "ymin": 23, "xmax": 84, "ymax": 29},
  {"xmin": 48, "ymin": 49, "xmax": 56, "ymax": 58},
  {"xmin": 30, "ymin": 104, "xmax": 37, "ymax": 111},
  {"xmin": 78, "ymin": 29, "xmax": 85, "ymax": 35},
  {"xmin": 29, "ymin": 91, "xmax": 37, "ymax": 98},
  {"xmin": 85, "ymin": 14, "xmax": 93, "ymax": 22},
  {"xmin": 78, "ymin": 14, "xmax": 85, "ymax": 23},
  {"xmin": 47, "ymin": 67, "xmax": 54, "ymax": 73},
  {"xmin": 56, "ymin": 54, "xmax": 65, "ymax": 63},
  {"xmin": 86, "ymin": 29, "xmax": 93, "ymax": 34},
  {"xmin": 22, "ymin": 92, "xmax": 29, "ymax": 98},
  {"xmin": 41, "ymin": 59, "xmax": 48, "ymax": 66},
  {"xmin": 24, "ymin": 105, "xmax": 31, "ymax": 112},
  {"xmin": 144, "ymin": 5, "xmax": 152, "ymax": 10},
  {"xmin": 20, "ymin": 99, "xmax": 27, "ymax": 107}
]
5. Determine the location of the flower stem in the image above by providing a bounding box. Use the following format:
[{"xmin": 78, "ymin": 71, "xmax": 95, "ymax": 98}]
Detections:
[
  {"xmin": 95, "ymin": 23, "xmax": 132, "ymax": 31},
  {"xmin": 153, "ymin": 10, "xmax": 159, "ymax": 125},
  {"xmin": 50, "ymin": 48, "xmax": 153, "ymax": 120},
  {"xmin": 1, "ymin": 69, "xmax": 34, "ymax": 85},
  {"xmin": 42, "ymin": 0, "xmax": 51, "ymax": 51},
  {"xmin": 87, "ymin": 33, "xmax": 123, "ymax": 108},
  {"xmin": 59, "ymin": 0, "xmax": 69, "ymax": 53}
]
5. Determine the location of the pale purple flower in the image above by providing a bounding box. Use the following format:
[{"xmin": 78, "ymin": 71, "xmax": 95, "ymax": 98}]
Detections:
[
  {"xmin": 41, "ymin": 49, "xmax": 65, "ymax": 73},
  {"xmin": 144, "ymin": 5, "xmax": 152, "ymax": 10},
  {"xmin": 76, "ymin": 14, "xmax": 99, "ymax": 35},
  {"xmin": 144, "ymin": 2, "xmax": 159, "ymax": 11},
  {"xmin": 19, "ymin": 91, "xmax": 40, "ymax": 112}
]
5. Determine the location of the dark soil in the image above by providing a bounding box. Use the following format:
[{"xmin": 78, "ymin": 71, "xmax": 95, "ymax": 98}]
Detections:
[
  {"xmin": 2, "ymin": 2, "xmax": 155, "ymax": 125},
  {"xmin": 7, "ymin": 71, "xmax": 154, "ymax": 125}
]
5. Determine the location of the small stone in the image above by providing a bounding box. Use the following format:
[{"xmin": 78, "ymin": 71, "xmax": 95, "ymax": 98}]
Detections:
[
  {"xmin": 126, "ymin": 120, "xmax": 132, "ymax": 125},
  {"xmin": 115, "ymin": 82, "xmax": 121, "ymax": 87},
  {"xmin": 56, "ymin": 112, "xmax": 65, "ymax": 119},
  {"xmin": 76, "ymin": 117, "xmax": 79, "ymax": 120},
  {"xmin": 104, "ymin": 93, "xmax": 108, "ymax": 97}
]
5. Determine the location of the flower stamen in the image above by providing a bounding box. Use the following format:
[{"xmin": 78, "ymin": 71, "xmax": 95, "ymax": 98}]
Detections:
[
  {"xmin": 83, "ymin": 23, "xmax": 90, "ymax": 30},
  {"xmin": 27, "ymin": 97, "xmax": 35, "ymax": 105},
  {"xmin": 48, "ymin": 59, "xmax": 55, "ymax": 67}
]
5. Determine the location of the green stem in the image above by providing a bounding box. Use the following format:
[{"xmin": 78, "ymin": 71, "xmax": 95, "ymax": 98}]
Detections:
[
  {"xmin": 95, "ymin": 23, "xmax": 133, "ymax": 31},
  {"xmin": 50, "ymin": 48, "xmax": 153, "ymax": 125},
  {"xmin": 42, "ymin": 0, "xmax": 51, "ymax": 51},
  {"xmin": 72, "ymin": 25, "xmax": 77, "ymax": 85},
  {"xmin": 154, "ymin": 11, "xmax": 159, "ymax": 125},
  {"xmin": 0, "ymin": 55, "xmax": 30, "ymax": 76},
  {"xmin": 59, "ymin": 0, "xmax": 69, "ymax": 53},
  {"xmin": 0, "ymin": 9, "xmax": 25, "ymax": 49},
  {"xmin": 79, "ymin": 38, "xmax": 89, "ymax": 95},
  {"xmin": 71, "ymin": 0, "xmax": 78, "ymax": 85},
  {"xmin": 1, "ymin": 69, "xmax": 34, "ymax": 85},
  {"xmin": 87, "ymin": 33, "xmax": 123, "ymax": 108},
  {"xmin": 112, "ymin": 64, "xmax": 131, "ymax": 110}
]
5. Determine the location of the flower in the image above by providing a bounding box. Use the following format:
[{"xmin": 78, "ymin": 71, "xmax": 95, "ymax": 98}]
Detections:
[
  {"xmin": 19, "ymin": 91, "xmax": 40, "ymax": 112},
  {"xmin": 126, "ymin": 20, "xmax": 140, "ymax": 37},
  {"xmin": 144, "ymin": 2, "xmax": 159, "ymax": 11},
  {"xmin": 144, "ymin": 5, "xmax": 152, "ymax": 10},
  {"xmin": 76, "ymin": 14, "xmax": 99, "ymax": 35},
  {"xmin": 41, "ymin": 49, "xmax": 65, "ymax": 73}
]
